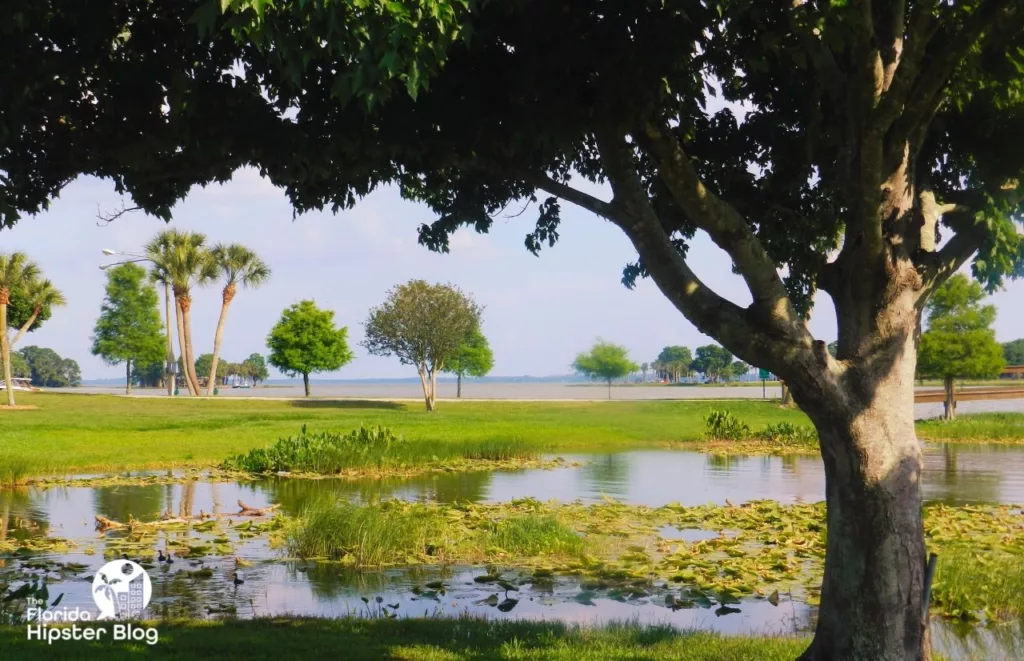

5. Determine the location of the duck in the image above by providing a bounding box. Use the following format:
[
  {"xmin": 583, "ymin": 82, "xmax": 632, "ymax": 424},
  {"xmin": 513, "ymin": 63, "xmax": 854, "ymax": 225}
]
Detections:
[{"xmin": 232, "ymin": 571, "xmax": 244, "ymax": 587}]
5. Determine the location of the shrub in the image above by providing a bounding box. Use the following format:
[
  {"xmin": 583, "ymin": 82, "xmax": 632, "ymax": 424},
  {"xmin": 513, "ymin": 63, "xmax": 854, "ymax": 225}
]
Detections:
[
  {"xmin": 702, "ymin": 409, "xmax": 751, "ymax": 441},
  {"xmin": 224, "ymin": 424, "xmax": 405, "ymax": 474},
  {"xmin": 758, "ymin": 422, "xmax": 818, "ymax": 446}
]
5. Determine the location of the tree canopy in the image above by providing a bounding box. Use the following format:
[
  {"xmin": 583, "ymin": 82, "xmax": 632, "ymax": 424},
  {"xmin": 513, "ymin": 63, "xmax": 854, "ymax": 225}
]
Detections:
[
  {"xmin": 266, "ymin": 300, "xmax": 353, "ymax": 396},
  {"xmin": 243, "ymin": 353, "xmax": 270, "ymax": 383},
  {"xmin": 19, "ymin": 345, "xmax": 81, "ymax": 387},
  {"xmin": 1005, "ymin": 339, "xmax": 1024, "ymax": 366},
  {"xmin": 572, "ymin": 340, "xmax": 638, "ymax": 399},
  {"xmin": 654, "ymin": 346, "xmax": 692, "ymax": 382},
  {"xmin": 363, "ymin": 280, "xmax": 482, "ymax": 411},
  {"xmin": 91, "ymin": 263, "xmax": 165, "ymax": 392},
  {"xmin": 442, "ymin": 327, "xmax": 494, "ymax": 397},
  {"xmin": 917, "ymin": 274, "xmax": 1005, "ymax": 403},
  {"xmin": 691, "ymin": 345, "xmax": 735, "ymax": 382}
]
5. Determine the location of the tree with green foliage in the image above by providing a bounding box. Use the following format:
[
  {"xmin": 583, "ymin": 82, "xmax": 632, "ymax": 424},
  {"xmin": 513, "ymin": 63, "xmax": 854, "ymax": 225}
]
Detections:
[
  {"xmin": 691, "ymin": 345, "xmax": 734, "ymax": 383},
  {"xmin": 7, "ymin": 1, "xmax": 1024, "ymax": 654},
  {"xmin": 917, "ymin": 274, "xmax": 1005, "ymax": 419},
  {"xmin": 640, "ymin": 362, "xmax": 649, "ymax": 383},
  {"xmin": 242, "ymin": 353, "xmax": 270, "ymax": 384},
  {"xmin": 442, "ymin": 327, "xmax": 494, "ymax": 398},
  {"xmin": 10, "ymin": 278, "xmax": 65, "ymax": 348},
  {"xmin": 206, "ymin": 243, "xmax": 271, "ymax": 395},
  {"xmin": 1004, "ymin": 339, "xmax": 1024, "ymax": 368},
  {"xmin": 0, "ymin": 252, "xmax": 39, "ymax": 406},
  {"xmin": 91, "ymin": 263, "xmax": 166, "ymax": 394},
  {"xmin": 0, "ymin": 352, "xmax": 30, "ymax": 380},
  {"xmin": 729, "ymin": 361, "xmax": 749, "ymax": 382},
  {"xmin": 267, "ymin": 300, "xmax": 353, "ymax": 396},
  {"xmin": 19, "ymin": 346, "xmax": 80, "ymax": 387},
  {"xmin": 572, "ymin": 341, "xmax": 638, "ymax": 399},
  {"xmin": 363, "ymin": 280, "xmax": 482, "ymax": 411},
  {"xmin": 146, "ymin": 230, "xmax": 216, "ymax": 396},
  {"xmin": 655, "ymin": 346, "xmax": 692, "ymax": 383}
]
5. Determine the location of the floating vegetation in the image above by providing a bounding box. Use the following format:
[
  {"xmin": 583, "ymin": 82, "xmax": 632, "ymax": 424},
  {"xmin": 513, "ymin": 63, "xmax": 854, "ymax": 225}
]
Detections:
[
  {"xmin": 698, "ymin": 411, "xmax": 818, "ymax": 455},
  {"xmin": 222, "ymin": 424, "xmax": 570, "ymax": 478}
]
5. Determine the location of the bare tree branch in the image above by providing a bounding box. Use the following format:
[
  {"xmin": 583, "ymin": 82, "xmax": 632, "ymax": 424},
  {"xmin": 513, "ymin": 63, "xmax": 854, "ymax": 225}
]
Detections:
[
  {"xmin": 635, "ymin": 119, "xmax": 796, "ymax": 322},
  {"xmin": 916, "ymin": 220, "xmax": 988, "ymax": 292},
  {"xmin": 96, "ymin": 201, "xmax": 142, "ymax": 227},
  {"xmin": 520, "ymin": 172, "xmax": 627, "ymax": 225}
]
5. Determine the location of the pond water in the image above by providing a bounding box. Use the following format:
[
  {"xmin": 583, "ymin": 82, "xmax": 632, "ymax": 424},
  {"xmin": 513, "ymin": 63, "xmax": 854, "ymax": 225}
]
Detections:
[{"xmin": 3, "ymin": 444, "xmax": 1023, "ymax": 660}]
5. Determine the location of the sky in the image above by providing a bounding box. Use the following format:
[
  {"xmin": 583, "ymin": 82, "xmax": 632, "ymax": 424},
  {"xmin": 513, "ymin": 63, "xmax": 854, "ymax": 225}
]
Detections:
[{"xmin": 2, "ymin": 170, "xmax": 1022, "ymax": 380}]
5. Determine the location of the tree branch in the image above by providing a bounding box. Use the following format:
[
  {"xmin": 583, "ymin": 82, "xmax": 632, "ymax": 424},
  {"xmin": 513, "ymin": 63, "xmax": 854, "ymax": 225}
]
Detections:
[
  {"xmin": 634, "ymin": 119, "xmax": 796, "ymax": 322},
  {"xmin": 916, "ymin": 220, "xmax": 988, "ymax": 292},
  {"xmin": 580, "ymin": 127, "xmax": 806, "ymax": 372},
  {"xmin": 96, "ymin": 201, "xmax": 142, "ymax": 227},
  {"xmin": 886, "ymin": 0, "xmax": 1018, "ymax": 158},
  {"xmin": 520, "ymin": 172, "xmax": 627, "ymax": 225}
]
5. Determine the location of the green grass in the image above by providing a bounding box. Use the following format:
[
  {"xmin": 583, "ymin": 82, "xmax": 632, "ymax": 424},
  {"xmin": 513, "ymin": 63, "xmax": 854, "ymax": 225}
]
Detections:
[
  {"xmin": 917, "ymin": 413, "xmax": 1024, "ymax": 443},
  {"xmin": 0, "ymin": 617, "xmax": 809, "ymax": 660},
  {"xmin": 931, "ymin": 549, "xmax": 1024, "ymax": 622},
  {"xmin": 0, "ymin": 393, "xmax": 810, "ymax": 475},
  {"xmin": 286, "ymin": 500, "xmax": 584, "ymax": 565}
]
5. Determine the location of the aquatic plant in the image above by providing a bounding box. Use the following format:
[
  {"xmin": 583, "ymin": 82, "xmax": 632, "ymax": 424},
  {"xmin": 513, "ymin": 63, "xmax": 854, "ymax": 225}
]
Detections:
[
  {"xmin": 757, "ymin": 422, "xmax": 818, "ymax": 446},
  {"xmin": 224, "ymin": 425, "xmax": 407, "ymax": 474},
  {"xmin": 223, "ymin": 424, "xmax": 541, "ymax": 476},
  {"xmin": 487, "ymin": 515, "xmax": 584, "ymax": 556},
  {"xmin": 0, "ymin": 455, "xmax": 31, "ymax": 487},
  {"xmin": 702, "ymin": 410, "xmax": 750, "ymax": 441}
]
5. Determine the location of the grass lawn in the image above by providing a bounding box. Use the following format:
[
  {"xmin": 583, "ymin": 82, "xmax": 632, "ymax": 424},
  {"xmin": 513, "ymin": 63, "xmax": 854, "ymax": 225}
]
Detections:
[
  {"xmin": 0, "ymin": 618, "xmax": 809, "ymax": 660},
  {"xmin": 917, "ymin": 413, "xmax": 1024, "ymax": 443},
  {"xmin": 0, "ymin": 393, "xmax": 809, "ymax": 475}
]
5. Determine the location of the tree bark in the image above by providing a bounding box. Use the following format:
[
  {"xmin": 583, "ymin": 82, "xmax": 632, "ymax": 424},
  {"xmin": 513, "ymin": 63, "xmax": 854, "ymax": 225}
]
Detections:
[
  {"xmin": 179, "ymin": 295, "xmax": 202, "ymax": 395},
  {"xmin": 302, "ymin": 372, "xmax": 310, "ymax": 397},
  {"xmin": 0, "ymin": 298, "xmax": 15, "ymax": 407},
  {"xmin": 607, "ymin": 378, "xmax": 612, "ymax": 399},
  {"xmin": 417, "ymin": 366, "xmax": 435, "ymax": 412},
  {"xmin": 942, "ymin": 375, "xmax": 955, "ymax": 420},
  {"xmin": 457, "ymin": 372, "xmax": 462, "ymax": 398},
  {"xmin": 173, "ymin": 297, "xmax": 195, "ymax": 396},
  {"xmin": 780, "ymin": 380, "xmax": 793, "ymax": 407},
  {"xmin": 125, "ymin": 360, "xmax": 132, "ymax": 395},
  {"xmin": 164, "ymin": 282, "xmax": 174, "ymax": 397},
  {"xmin": 207, "ymin": 284, "xmax": 236, "ymax": 396},
  {"xmin": 794, "ymin": 332, "xmax": 929, "ymax": 661},
  {"xmin": 9, "ymin": 307, "xmax": 39, "ymax": 348}
]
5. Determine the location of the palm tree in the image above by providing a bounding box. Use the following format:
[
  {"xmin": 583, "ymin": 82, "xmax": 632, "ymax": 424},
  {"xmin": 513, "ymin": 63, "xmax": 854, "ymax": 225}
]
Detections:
[
  {"xmin": 145, "ymin": 230, "xmax": 216, "ymax": 396},
  {"xmin": 206, "ymin": 244, "xmax": 270, "ymax": 395},
  {"xmin": 10, "ymin": 279, "xmax": 66, "ymax": 347},
  {"xmin": 0, "ymin": 252, "xmax": 40, "ymax": 406}
]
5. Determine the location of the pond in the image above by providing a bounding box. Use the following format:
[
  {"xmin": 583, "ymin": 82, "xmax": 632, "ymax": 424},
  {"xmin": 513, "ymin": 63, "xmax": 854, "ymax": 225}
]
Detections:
[{"xmin": 3, "ymin": 444, "xmax": 1023, "ymax": 660}]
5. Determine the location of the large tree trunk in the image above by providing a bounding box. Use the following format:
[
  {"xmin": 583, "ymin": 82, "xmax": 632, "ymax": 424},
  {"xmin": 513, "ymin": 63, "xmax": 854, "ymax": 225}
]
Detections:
[
  {"xmin": 179, "ymin": 295, "xmax": 202, "ymax": 395},
  {"xmin": 9, "ymin": 306, "xmax": 40, "ymax": 348},
  {"xmin": 456, "ymin": 372, "xmax": 462, "ymax": 398},
  {"xmin": 207, "ymin": 284, "xmax": 236, "ymax": 396},
  {"xmin": 0, "ymin": 298, "xmax": 14, "ymax": 407},
  {"xmin": 125, "ymin": 360, "xmax": 132, "ymax": 395},
  {"xmin": 302, "ymin": 372, "xmax": 310, "ymax": 396},
  {"xmin": 942, "ymin": 375, "xmax": 955, "ymax": 420},
  {"xmin": 164, "ymin": 283, "xmax": 174, "ymax": 397},
  {"xmin": 173, "ymin": 296, "xmax": 195, "ymax": 396},
  {"xmin": 795, "ymin": 296, "xmax": 929, "ymax": 660}
]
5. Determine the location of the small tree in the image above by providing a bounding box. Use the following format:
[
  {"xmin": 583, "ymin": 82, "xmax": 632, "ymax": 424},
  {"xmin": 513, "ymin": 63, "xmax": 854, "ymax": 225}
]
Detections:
[
  {"xmin": 363, "ymin": 280, "xmax": 482, "ymax": 411},
  {"xmin": 267, "ymin": 300, "xmax": 353, "ymax": 396},
  {"xmin": 640, "ymin": 362, "xmax": 648, "ymax": 383},
  {"xmin": 917, "ymin": 274, "xmax": 1005, "ymax": 419},
  {"xmin": 691, "ymin": 345, "xmax": 734, "ymax": 383},
  {"xmin": 242, "ymin": 353, "xmax": 270, "ymax": 384},
  {"xmin": 443, "ymin": 327, "xmax": 494, "ymax": 398},
  {"xmin": 572, "ymin": 340, "xmax": 638, "ymax": 399},
  {"xmin": 729, "ymin": 361, "xmax": 749, "ymax": 382},
  {"xmin": 91, "ymin": 263, "xmax": 165, "ymax": 394}
]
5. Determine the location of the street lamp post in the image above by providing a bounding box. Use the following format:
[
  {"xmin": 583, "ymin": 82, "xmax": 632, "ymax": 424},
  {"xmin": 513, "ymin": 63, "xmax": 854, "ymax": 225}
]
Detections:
[{"xmin": 100, "ymin": 250, "xmax": 176, "ymax": 397}]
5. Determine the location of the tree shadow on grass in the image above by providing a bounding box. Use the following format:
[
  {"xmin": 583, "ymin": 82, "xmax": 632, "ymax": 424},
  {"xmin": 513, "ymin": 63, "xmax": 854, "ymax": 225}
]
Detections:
[{"xmin": 289, "ymin": 399, "xmax": 407, "ymax": 410}]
